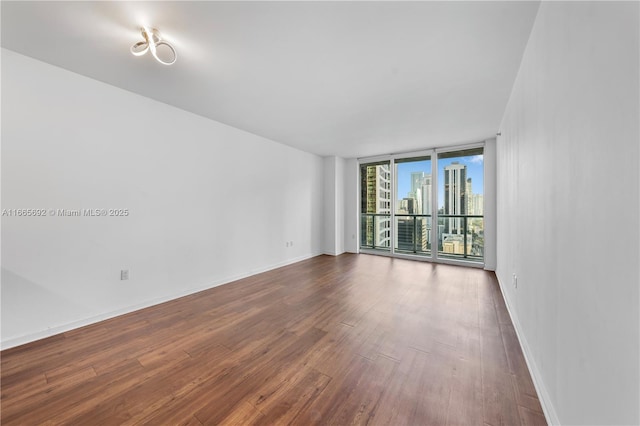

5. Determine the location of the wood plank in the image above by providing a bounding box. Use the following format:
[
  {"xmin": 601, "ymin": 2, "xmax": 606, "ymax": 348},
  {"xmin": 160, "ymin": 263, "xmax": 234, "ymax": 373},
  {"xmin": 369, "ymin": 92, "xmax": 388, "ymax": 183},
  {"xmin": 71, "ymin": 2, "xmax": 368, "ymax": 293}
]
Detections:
[
  {"xmin": 292, "ymin": 353, "xmax": 374, "ymax": 424},
  {"xmin": 253, "ymin": 367, "xmax": 332, "ymax": 424},
  {"xmin": 482, "ymin": 367, "xmax": 521, "ymax": 426},
  {"xmin": 193, "ymin": 327, "xmax": 328, "ymax": 424},
  {"xmin": 447, "ymin": 358, "xmax": 483, "ymax": 425},
  {"xmin": 214, "ymin": 401, "xmax": 264, "ymax": 425}
]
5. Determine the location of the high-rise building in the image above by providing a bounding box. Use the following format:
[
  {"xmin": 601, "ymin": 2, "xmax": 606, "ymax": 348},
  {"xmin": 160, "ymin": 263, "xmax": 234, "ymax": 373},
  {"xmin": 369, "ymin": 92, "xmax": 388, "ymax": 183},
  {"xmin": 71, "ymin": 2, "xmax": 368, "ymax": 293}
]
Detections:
[
  {"xmin": 421, "ymin": 175, "xmax": 432, "ymax": 216},
  {"xmin": 406, "ymin": 171, "xmax": 424, "ymax": 214},
  {"xmin": 402, "ymin": 197, "xmax": 415, "ymax": 214},
  {"xmin": 410, "ymin": 172, "xmax": 425, "ymax": 197},
  {"xmin": 420, "ymin": 175, "xmax": 433, "ymax": 251},
  {"xmin": 395, "ymin": 174, "xmax": 432, "ymax": 253},
  {"xmin": 470, "ymin": 194, "xmax": 483, "ymax": 216},
  {"xmin": 444, "ymin": 162, "xmax": 466, "ymax": 233},
  {"xmin": 363, "ymin": 164, "xmax": 391, "ymax": 248},
  {"xmin": 466, "ymin": 178, "xmax": 473, "ymax": 214},
  {"xmin": 465, "ymin": 178, "xmax": 484, "ymax": 217}
]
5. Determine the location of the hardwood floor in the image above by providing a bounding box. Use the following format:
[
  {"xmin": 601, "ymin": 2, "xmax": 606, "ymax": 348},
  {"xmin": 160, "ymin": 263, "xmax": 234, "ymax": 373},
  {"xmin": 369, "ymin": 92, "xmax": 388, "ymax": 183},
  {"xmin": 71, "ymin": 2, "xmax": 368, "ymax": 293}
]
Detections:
[{"xmin": 1, "ymin": 254, "xmax": 546, "ymax": 425}]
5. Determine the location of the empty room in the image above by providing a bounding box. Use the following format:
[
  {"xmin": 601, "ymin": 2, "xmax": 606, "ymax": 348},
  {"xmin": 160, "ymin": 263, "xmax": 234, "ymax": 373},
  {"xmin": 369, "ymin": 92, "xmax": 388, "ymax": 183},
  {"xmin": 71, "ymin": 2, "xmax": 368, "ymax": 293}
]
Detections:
[{"xmin": 1, "ymin": 1, "xmax": 638, "ymax": 425}]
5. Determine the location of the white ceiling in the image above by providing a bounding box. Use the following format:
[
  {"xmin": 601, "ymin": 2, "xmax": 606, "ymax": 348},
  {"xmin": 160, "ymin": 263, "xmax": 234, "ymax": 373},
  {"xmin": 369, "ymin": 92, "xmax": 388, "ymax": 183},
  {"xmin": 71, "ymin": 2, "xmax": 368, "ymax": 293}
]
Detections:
[{"xmin": 1, "ymin": 1, "xmax": 539, "ymax": 158}]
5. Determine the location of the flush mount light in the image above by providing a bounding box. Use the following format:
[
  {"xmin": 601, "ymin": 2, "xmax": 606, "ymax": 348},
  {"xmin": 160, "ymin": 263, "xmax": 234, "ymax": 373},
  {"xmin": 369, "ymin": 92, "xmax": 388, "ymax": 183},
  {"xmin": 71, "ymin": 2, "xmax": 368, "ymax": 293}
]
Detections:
[{"xmin": 131, "ymin": 27, "xmax": 177, "ymax": 66}]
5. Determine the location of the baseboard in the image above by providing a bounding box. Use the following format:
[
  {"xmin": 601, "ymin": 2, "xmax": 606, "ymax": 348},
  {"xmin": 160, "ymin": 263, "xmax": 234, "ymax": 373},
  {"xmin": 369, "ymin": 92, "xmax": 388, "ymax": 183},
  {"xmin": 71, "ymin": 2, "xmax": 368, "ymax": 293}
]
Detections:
[
  {"xmin": 0, "ymin": 252, "xmax": 322, "ymax": 350},
  {"xmin": 495, "ymin": 274, "xmax": 561, "ymax": 426}
]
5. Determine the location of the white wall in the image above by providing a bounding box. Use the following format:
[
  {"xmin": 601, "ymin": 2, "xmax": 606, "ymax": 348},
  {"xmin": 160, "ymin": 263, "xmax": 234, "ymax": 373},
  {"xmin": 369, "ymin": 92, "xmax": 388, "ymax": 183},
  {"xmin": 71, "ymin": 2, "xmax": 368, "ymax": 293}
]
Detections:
[
  {"xmin": 483, "ymin": 138, "xmax": 497, "ymax": 271},
  {"xmin": 1, "ymin": 49, "xmax": 325, "ymax": 348},
  {"xmin": 323, "ymin": 157, "xmax": 337, "ymax": 254},
  {"xmin": 335, "ymin": 157, "xmax": 345, "ymax": 255},
  {"xmin": 323, "ymin": 156, "xmax": 345, "ymax": 255},
  {"xmin": 497, "ymin": 2, "xmax": 639, "ymax": 425},
  {"xmin": 344, "ymin": 158, "xmax": 359, "ymax": 253}
]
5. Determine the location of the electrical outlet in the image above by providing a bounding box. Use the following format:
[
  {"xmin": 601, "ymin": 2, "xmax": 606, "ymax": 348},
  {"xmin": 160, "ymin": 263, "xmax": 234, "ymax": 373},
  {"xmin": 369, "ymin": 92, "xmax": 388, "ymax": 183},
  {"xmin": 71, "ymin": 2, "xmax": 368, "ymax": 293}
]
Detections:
[
  {"xmin": 121, "ymin": 269, "xmax": 129, "ymax": 280},
  {"xmin": 512, "ymin": 273, "xmax": 517, "ymax": 289},
  {"xmin": 290, "ymin": 241, "xmax": 294, "ymax": 247}
]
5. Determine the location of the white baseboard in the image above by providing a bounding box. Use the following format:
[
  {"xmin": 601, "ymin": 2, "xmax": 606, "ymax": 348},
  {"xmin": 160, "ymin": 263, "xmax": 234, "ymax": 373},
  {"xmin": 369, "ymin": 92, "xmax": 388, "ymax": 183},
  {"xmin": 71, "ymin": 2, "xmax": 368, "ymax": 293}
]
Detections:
[
  {"xmin": 1, "ymin": 252, "xmax": 322, "ymax": 350},
  {"xmin": 323, "ymin": 249, "xmax": 349, "ymax": 256},
  {"xmin": 495, "ymin": 274, "xmax": 561, "ymax": 426}
]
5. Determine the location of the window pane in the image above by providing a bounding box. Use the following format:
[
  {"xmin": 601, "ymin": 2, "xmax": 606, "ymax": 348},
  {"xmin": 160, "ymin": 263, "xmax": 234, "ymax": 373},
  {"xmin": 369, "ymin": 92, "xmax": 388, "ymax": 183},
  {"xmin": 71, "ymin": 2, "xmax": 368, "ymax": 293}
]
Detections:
[
  {"xmin": 360, "ymin": 162, "xmax": 391, "ymax": 250},
  {"xmin": 394, "ymin": 157, "xmax": 431, "ymax": 255},
  {"xmin": 437, "ymin": 148, "xmax": 483, "ymax": 261}
]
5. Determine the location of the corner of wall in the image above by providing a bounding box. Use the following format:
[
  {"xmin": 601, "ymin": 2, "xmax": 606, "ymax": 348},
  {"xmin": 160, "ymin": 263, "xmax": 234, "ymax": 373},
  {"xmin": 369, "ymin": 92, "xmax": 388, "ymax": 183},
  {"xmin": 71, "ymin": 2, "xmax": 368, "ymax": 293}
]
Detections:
[
  {"xmin": 344, "ymin": 158, "xmax": 359, "ymax": 253},
  {"xmin": 483, "ymin": 138, "xmax": 497, "ymax": 271}
]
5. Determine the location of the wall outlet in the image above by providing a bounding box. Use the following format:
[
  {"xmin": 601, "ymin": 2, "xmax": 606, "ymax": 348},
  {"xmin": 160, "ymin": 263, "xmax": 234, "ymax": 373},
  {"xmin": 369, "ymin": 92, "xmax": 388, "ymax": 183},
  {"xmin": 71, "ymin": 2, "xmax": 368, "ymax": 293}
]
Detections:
[
  {"xmin": 121, "ymin": 269, "xmax": 129, "ymax": 280},
  {"xmin": 512, "ymin": 273, "xmax": 517, "ymax": 289},
  {"xmin": 290, "ymin": 241, "xmax": 294, "ymax": 247}
]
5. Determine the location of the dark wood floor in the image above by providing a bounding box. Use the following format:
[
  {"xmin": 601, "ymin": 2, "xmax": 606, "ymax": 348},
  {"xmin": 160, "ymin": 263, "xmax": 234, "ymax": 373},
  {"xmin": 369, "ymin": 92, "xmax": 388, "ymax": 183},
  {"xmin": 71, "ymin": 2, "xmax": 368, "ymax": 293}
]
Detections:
[{"xmin": 1, "ymin": 254, "xmax": 546, "ymax": 425}]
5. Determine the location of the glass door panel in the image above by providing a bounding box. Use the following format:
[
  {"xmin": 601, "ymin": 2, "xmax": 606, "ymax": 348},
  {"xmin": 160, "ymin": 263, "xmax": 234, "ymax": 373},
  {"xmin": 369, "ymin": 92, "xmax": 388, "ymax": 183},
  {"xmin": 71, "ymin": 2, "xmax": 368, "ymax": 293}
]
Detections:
[
  {"xmin": 394, "ymin": 157, "xmax": 432, "ymax": 256},
  {"xmin": 360, "ymin": 162, "xmax": 391, "ymax": 251},
  {"xmin": 436, "ymin": 148, "xmax": 484, "ymax": 262}
]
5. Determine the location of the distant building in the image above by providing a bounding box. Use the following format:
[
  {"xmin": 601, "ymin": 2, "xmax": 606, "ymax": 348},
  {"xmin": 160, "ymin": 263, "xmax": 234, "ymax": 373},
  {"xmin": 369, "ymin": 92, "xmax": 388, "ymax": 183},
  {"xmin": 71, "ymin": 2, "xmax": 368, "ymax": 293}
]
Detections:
[
  {"xmin": 442, "ymin": 233, "xmax": 473, "ymax": 255},
  {"xmin": 410, "ymin": 172, "xmax": 425, "ymax": 198},
  {"xmin": 420, "ymin": 175, "xmax": 432, "ymax": 251},
  {"xmin": 396, "ymin": 217, "xmax": 415, "ymax": 252},
  {"xmin": 402, "ymin": 197, "xmax": 415, "ymax": 214},
  {"xmin": 444, "ymin": 162, "xmax": 466, "ymax": 233},
  {"xmin": 470, "ymin": 194, "xmax": 483, "ymax": 216},
  {"xmin": 396, "ymin": 172, "xmax": 432, "ymax": 253},
  {"xmin": 466, "ymin": 178, "xmax": 473, "ymax": 214},
  {"xmin": 466, "ymin": 177, "xmax": 483, "ymax": 216}
]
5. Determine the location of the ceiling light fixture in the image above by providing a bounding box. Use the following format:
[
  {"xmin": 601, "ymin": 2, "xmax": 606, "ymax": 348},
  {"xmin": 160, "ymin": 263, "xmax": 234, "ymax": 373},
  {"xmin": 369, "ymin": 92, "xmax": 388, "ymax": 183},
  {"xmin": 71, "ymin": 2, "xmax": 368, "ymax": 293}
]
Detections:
[{"xmin": 131, "ymin": 27, "xmax": 177, "ymax": 66}]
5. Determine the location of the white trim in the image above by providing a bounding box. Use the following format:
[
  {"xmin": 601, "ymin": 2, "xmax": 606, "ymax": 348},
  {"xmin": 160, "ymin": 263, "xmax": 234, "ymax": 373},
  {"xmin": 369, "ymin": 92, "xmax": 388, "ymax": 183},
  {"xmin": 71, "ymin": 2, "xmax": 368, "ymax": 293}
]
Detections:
[
  {"xmin": 391, "ymin": 149, "xmax": 434, "ymax": 161},
  {"xmin": 0, "ymin": 252, "xmax": 322, "ymax": 350},
  {"xmin": 357, "ymin": 154, "xmax": 389, "ymax": 164},
  {"xmin": 429, "ymin": 256, "xmax": 484, "ymax": 269},
  {"xmin": 434, "ymin": 141, "xmax": 485, "ymax": 154},
  {"xmin": 358, "ymin": 250, "xmax": 484, "ymax": 268},
  {"xmin": 495, "ymin": 274, "xmax": 560, "ymax": 426},
  {"xmin": 358, "ymin": 140, "xmax": 486, "ymax": 162}
]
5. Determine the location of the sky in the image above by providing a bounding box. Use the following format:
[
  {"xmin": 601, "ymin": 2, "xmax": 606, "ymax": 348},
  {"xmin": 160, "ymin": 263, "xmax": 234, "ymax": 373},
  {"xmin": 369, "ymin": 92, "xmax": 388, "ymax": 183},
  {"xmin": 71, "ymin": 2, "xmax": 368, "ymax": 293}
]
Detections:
[{"xmin": 397, "ymin": 154, "xmax": 484, "ymax": 209}]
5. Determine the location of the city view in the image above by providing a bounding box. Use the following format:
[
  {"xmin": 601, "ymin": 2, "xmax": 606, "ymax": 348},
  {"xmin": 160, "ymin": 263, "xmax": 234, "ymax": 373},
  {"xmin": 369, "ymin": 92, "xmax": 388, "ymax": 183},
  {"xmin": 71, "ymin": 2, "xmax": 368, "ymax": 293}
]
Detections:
[{"xmin": 361, "ymin": 148, "xmax": 484, "ymax": 262}]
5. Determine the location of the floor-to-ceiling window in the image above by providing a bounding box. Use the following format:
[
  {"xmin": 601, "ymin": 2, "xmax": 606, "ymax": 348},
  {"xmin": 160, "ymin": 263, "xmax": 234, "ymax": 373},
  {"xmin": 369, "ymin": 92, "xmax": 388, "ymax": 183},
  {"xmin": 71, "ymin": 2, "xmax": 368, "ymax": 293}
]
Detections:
[
  {"xmin": 360, "ymin": 161, "xmax": 391, "ymax": 251},
  {"xmin": 437, "ymin": 147, "xmax": 484, "ymax": 262},
  {"xmin": 394, "ymin": 156, "xmax": 432, "ymax": 256},
  {"xmin": 359, "ymin": 145, "xmax": 484, "ymax": 265}
]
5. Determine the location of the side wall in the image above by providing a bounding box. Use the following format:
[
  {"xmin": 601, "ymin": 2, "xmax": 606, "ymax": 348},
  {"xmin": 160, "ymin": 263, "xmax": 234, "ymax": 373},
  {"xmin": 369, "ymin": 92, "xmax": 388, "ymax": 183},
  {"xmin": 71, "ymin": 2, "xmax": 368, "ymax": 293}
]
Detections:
[
  {"xmin": 323, "ymin": 157, "xmax": 337, "ymax": 254},
  {"xmin": 497, "ymin": 3, "xmax": 639, "ymax": 424},
  {"xmin": 1, "ymin": 49, "xmax": 325, "ymax": 348},
  {"xmin": 483, "ymin": 138, "xmax": 497, "ymax": 271},
  {"xmin": 335, "ymin": 157, "xmax": 345, "ymax": 255},
  {"xmin": 344, "ymin": 158, "xmax": 359, "ymax": 253},
  {"xmin": 323, "ymin": 156, "xmax": 345, "ymax": 256}
]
